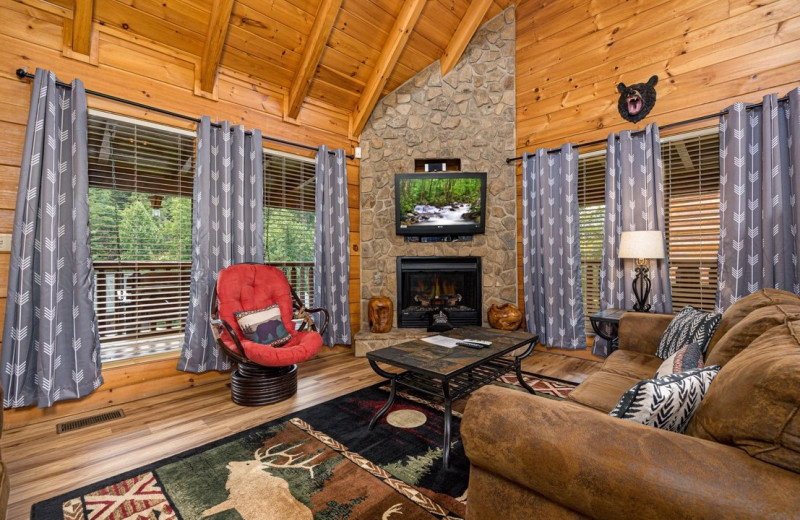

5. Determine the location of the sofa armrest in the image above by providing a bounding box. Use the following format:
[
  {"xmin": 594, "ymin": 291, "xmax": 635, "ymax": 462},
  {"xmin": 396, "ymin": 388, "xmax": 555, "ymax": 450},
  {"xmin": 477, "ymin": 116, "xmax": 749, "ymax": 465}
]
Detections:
[
  {"xmin": 462, "ymin": 386, "xmax": 800, "ymax": 519},
  {"xmin": 616, "ymin": 312, "xmax": 673, "ymax": 354}
]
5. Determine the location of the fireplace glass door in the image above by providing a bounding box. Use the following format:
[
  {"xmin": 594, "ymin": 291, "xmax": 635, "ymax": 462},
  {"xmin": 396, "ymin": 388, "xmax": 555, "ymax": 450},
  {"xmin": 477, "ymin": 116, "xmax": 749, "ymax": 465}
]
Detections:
[{"xmin": 397, "ymin": 257, "xmax": 481, "ymax": 328}]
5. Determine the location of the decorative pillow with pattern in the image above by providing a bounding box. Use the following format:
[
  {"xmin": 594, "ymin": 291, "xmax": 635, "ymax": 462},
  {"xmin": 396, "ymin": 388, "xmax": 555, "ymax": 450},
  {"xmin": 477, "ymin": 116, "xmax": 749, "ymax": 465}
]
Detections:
[
  {"xmin": 655, "ymin": 342, "xmax": 704, "ymax": 378},
  {"xmin": 609, "ymin": 366, "xmax": 721, "ymax": 433},
  {"xmin": 234, "ymin": 304, "xmax": 291, "ymax": 347},
  {"xmin": 656, "ymin": 306, "xmax": 722, "ymax": 359}
]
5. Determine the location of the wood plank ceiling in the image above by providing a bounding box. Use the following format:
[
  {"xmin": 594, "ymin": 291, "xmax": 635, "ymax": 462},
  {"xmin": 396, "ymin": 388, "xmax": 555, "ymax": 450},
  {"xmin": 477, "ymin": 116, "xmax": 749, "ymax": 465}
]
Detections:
[{"xmin": 48, "ymin": 0, "xmax": 513, "ymax": 137}]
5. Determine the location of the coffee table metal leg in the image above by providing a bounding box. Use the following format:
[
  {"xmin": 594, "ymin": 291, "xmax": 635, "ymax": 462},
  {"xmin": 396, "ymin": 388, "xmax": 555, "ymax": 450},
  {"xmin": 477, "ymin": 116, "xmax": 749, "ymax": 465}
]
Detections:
[
  {"xmin": 442, "ymin": 380, "xmax": 452, "ymax": 469},
  {"xmin": 368, "ymin": 360, "xmax": 398, "ymax": 430},
  {"xmin": 513, "ymin": 340, "xmax": 537, "ymax": 395}
]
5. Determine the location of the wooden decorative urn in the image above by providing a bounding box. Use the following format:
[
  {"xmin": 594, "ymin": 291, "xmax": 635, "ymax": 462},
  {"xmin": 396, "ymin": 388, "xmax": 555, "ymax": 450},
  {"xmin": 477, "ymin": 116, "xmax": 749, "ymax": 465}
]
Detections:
[
  {"xmin": 488, "ymin": 303, "xmax": 522, "ymax": 331},
  {"xmin": 368, "ymin": 297, "xmax": 393, "ymax": 333}
]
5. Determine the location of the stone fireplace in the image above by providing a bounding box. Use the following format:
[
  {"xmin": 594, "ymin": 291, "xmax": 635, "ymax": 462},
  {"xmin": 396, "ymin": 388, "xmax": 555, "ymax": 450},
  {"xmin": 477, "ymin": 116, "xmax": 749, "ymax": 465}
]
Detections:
[
  {"xmin": 354, "ymin": 8, "xmax": 516, "ymax": 356},
  {"xmin": 397, "ymin": 257, "xmax": 481, "ymax": 328}
]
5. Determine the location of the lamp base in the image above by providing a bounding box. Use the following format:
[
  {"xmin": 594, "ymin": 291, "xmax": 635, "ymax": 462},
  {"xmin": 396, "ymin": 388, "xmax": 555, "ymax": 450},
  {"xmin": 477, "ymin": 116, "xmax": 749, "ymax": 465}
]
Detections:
[{"xmin": 632, "ymin": 263, "xmax": 652, "ymax": 312}]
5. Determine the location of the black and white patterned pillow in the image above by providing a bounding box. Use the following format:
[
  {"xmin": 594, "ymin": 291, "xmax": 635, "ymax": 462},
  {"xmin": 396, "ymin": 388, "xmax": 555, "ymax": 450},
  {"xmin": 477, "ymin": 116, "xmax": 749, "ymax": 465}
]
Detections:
[
  {"xmin": 609, "ymin": 366, "xmax": 721, "ymax": 433},
  {"xmin": 656, "ymin": 306, "xmax": 722, "ymax": 359}
]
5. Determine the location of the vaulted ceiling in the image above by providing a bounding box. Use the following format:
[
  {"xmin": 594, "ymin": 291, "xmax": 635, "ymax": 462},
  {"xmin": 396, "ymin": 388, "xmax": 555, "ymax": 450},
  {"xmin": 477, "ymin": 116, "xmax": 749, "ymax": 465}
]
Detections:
[{"xmin": 53, "ymin": 0, "xmax": 513, "ymax": 136}]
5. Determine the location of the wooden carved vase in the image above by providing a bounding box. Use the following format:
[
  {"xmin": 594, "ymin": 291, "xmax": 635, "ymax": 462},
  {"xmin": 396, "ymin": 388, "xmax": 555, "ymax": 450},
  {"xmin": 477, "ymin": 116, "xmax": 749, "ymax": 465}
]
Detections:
[
  {"xmin": 368, "ymin": 297, "xmax": 393, "ymax": 333},
  {"xmin": 488, "ymin": 303, "xmax": 522, "ymax": 331}
]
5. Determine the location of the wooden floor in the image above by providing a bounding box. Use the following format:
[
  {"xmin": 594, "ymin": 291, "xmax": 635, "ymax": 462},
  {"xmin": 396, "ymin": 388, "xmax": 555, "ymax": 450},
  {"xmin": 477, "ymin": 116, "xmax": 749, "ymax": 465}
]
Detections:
[{"xmin": 1, "ymin": 350, "xmax": 599, "ymax": 519}]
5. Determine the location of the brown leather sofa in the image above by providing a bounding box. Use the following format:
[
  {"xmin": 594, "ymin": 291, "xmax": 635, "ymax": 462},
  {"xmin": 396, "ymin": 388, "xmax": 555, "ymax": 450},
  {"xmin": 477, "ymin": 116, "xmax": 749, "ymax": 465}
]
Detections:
[{"xmin": 462, "ymin": 289, "xmax": 800, "ymax": 519}]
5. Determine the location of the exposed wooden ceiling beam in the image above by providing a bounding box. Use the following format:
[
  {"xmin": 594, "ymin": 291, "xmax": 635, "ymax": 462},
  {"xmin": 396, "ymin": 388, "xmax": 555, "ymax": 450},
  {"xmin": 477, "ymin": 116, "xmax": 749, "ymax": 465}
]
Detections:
[
  {"xmin": 287, "ymin": 0, "xmax": 343, "ymax": 119},
  {"xmin": 71, "ymin": 0, "xmax": 94, "ymax": 56},
  {"xmin": 199, "ymin": 0, "xmax": 235, "ymax": 93},
  {"xmin": 439, "ymin": 0, "xmax": 493, "ymax": 77},
  {"xmin": 350, "ymin": 0, "xmax": 427, "ymax": 137}
]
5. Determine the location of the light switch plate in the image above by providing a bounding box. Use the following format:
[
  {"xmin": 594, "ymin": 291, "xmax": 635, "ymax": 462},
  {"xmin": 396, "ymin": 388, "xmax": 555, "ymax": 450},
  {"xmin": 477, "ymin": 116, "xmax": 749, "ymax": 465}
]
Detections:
[{"xmin": 0, "ymin": 234, "xmax": 11, "ymax": 252}]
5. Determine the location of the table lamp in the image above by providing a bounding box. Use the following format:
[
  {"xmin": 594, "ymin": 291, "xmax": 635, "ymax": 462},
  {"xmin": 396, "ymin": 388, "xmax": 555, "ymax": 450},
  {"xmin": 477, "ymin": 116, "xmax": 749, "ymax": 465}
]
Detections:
[{"xmin": 618, "ymin": 230, "xmax": 665, "ymax": 312}]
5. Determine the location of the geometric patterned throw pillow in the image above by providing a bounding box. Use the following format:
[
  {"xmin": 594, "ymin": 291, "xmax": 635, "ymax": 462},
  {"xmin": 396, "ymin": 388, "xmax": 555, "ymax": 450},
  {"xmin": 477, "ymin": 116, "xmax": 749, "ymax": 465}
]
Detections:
[
  {"xmin": 609, "ymin": 366, "xmax": 721, "ymax": 433},
  {"xmin": 656, "ymin": 306, "xmax": 722, "ymax": 360},
  {"xmin": 654, "ymin": 342, "xmax": 705, "ymax": 378},
  {"xmin": 234, "ymin": 304, "xmax": 291, "ymax": 348}
]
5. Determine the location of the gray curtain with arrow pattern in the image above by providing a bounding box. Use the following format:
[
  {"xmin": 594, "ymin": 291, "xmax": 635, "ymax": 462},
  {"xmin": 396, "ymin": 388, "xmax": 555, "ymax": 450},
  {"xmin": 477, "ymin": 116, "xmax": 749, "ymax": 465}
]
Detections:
[
  {"xmin": 597, "ymin": 124, "xmax": 672, "ymax": 356},
  {"xmin": 179, "ymin": 117, "xmax": 264, "ymax": 373},
  {"xmin": 521, "ymin": 146, "xmax": 587, "ymax": 350},
  {"xmin": 717, "ymin": 89, "xmax": 800, "ymax": 311},
  {"xmin": 314, "ymin": 146, "xmax": 351, "ymax": 346},
  {"xmin": 2, "ymin": 69, "xmax": 103, "ymax": 408}
]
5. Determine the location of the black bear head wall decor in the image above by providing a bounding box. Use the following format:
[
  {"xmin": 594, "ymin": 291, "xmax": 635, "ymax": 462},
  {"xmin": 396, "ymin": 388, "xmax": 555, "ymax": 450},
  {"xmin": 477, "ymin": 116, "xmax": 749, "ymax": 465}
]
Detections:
[{"xmin": 617, "ymin": 75, "xmax": 658, "ymax": 123}]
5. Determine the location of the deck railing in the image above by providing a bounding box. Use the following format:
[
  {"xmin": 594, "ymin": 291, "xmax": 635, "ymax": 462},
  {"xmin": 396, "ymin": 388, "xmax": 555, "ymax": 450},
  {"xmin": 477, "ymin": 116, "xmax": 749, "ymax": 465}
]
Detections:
[{"xmin": 93, "ymin": 260, "xmax": 314, "ymax": 360}]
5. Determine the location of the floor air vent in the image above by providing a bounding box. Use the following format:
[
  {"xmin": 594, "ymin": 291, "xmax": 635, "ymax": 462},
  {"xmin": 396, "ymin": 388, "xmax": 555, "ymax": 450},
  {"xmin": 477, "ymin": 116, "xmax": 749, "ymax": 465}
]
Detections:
[{"xmin": 56, "ymin": 409, "xmax": 125, "ymax": 434}]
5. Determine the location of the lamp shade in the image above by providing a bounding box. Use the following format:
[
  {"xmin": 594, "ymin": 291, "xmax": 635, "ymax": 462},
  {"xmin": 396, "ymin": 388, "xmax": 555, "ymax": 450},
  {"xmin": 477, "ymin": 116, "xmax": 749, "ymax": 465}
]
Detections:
[{"xmin": 618, "ymin": 230, "xmax": 665, "ymax": 260}]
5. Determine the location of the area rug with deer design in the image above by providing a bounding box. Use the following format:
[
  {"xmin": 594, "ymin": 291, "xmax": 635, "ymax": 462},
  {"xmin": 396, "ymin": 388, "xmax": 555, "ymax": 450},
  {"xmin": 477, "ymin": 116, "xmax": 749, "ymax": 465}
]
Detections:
[{"xmin": 32, "ymin": 374, "xmax": 575, "ymax": 520}]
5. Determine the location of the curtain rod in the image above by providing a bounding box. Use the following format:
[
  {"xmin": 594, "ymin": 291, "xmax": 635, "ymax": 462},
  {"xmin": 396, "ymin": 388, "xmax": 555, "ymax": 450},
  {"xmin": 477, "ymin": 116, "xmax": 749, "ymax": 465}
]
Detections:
[
  {"xmin": 505, "ymin": 95, "xmax": 790, "ymax": 163},
  {"xmin": 16, "ymin": 68, "xmax": 354, "ymax": 160}
]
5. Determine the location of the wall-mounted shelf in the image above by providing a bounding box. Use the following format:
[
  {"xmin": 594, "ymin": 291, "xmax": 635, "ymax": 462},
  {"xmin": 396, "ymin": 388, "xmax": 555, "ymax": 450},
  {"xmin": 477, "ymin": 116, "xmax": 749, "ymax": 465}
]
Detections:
[{"xmin": 414, "ymin": 158, "xmax": 461, "ymax": 172}]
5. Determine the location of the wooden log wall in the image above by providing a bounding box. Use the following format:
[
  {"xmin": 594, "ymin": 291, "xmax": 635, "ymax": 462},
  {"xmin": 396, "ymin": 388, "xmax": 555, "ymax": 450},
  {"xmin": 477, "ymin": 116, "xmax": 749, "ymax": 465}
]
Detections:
[
  {"xmin": 514, "ymin": 0, "xmax": 800, "ymax": 342},
  {"xmin": 0, "ymin": 0, "xmax": 360, "ymax": 428}
]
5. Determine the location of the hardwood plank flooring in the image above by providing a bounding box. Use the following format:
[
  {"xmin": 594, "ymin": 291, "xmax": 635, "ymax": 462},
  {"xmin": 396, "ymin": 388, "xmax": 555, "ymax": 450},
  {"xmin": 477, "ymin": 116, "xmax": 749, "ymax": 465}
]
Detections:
[{"xmin": 1, "ymin": 350, "xmax": 599, "ymax": 518}]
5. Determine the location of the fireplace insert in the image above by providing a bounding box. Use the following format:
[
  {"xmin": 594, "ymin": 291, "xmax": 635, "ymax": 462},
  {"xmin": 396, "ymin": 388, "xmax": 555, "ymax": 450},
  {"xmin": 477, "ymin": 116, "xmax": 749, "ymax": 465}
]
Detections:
[{"xmin": 397, "ymin": 256, "xmax": 481, "ymax": 328}]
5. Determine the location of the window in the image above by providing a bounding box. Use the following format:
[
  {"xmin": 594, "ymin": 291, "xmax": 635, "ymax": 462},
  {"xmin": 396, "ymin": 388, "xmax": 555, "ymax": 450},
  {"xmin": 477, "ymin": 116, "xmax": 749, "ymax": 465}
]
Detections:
[
  {"xmin": 577, "ymin": 151, "xmax": 607, "ymax": 319},
  {"xmin": 87, "ymin": 111, "xmax": 195, "ymax": 362},
  {"xmin": 577, "ymin": 128, "xmax": 721, "ymax": 324},
  {"xmin": 661, "ymin": 130, "xmax": 720, "ymax": 312},
  {"xmin": 262, "ymin": 151, "xmax": 316, "ymax": 306}
]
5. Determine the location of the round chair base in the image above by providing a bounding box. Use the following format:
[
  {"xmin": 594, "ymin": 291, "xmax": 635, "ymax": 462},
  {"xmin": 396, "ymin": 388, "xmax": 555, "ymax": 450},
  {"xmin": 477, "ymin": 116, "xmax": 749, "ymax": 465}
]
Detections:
[{"xmin": 230, "ymin": 363, "xmax": 298, "ymax": 406}]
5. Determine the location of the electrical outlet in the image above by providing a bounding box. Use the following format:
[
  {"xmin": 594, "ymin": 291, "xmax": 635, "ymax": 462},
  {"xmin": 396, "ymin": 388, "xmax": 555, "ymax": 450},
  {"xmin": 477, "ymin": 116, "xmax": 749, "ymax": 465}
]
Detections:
[
  {"xmin": 0, "ymin": 234, "xmax": 11, "ymax": 252},
  {"xmin": 354, "ymin": 147, "xmax": 362, "ymax": 159}
]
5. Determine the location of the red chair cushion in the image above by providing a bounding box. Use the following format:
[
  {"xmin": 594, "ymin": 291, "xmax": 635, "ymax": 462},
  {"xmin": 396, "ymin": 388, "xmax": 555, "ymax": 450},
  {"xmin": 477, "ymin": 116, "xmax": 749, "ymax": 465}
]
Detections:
[{"xmin": 216, "ymin": 264, "xmax": 322, "ymax": 366}]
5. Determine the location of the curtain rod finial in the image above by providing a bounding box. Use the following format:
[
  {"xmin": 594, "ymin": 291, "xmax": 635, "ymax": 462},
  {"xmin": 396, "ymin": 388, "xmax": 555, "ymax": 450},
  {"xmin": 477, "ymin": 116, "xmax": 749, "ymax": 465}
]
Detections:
[{"xmin": 16, "ymin": 68, "xmax": 29, "ymax": 79}]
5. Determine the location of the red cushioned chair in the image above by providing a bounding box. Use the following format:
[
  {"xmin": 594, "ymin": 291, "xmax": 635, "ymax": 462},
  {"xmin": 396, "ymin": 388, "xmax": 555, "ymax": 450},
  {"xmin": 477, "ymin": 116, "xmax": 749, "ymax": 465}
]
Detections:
[{"xmin": 210, "ymin": 263, "xmax": 328, "ymax": 406}]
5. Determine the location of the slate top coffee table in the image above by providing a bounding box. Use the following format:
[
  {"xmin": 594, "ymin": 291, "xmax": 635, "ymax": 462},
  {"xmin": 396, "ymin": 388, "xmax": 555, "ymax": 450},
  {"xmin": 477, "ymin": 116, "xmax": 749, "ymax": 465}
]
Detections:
[{"xmin": 366, "ymin": 326, "xmax": 539, "ymax": 468}]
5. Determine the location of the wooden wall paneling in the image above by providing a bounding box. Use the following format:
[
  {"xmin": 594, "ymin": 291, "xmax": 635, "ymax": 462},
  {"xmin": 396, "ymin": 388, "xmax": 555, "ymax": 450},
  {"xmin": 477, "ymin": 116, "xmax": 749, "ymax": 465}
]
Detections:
[
  {"xmin": 411, "ymin": 1, "xmax": 456, "ymax": 51},
  {"xmin": 112, "ymin": 0, "xmax": 212, "ymax": 31},
  {"xmin": 98, "ymin": 33, "xmax": 197, "ymax": 89},
  {"xmin": 234, "ymin": 0, "xmax": 316, "ymax": 35},
  {"xmin": 0, "ymin": 1, "xmax": 63, "ymax": 51},
  {"xmin": 0, "ymin": 120, "xmax": 25, "ymax": 167},
  {"xmin": 222, "ymin": 26, "xmax": 301, "ymax": 85},
  {"xmin": 0, "ymin": 166, "xmax": 19, "ymax": 208},
  {"xmin": 307, "ymin": 78, "xmax": 361, "ymax": 114},
  {"xmin": 229, "ymin": 2, "xmax": 308, "ymax": 54},
  {"xmin": 93, "ymin": 0, "xmax": 205, "ymax": 55},
  {"xmin": 313, "ymin": 63, "xmax": 364, "ymax": 96}
]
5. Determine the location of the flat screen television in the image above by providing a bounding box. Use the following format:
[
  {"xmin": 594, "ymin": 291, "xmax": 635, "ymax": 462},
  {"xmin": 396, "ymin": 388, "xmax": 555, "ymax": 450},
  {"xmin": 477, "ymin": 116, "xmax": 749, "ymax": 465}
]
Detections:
[{"xmin": 395, "ymin": 172, "xmax": 487, "ymax": 236}]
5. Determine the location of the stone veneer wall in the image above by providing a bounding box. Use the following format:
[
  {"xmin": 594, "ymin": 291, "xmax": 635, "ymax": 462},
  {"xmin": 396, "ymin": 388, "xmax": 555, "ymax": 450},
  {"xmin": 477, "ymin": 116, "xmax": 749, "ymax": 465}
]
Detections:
[{"xmin": 358, "ymin": 7, "xmax": 516, "ymax": 330}]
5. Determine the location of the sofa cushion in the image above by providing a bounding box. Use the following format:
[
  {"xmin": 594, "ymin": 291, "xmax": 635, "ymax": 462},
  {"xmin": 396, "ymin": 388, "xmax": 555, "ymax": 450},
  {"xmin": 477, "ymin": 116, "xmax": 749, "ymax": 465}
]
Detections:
[
  {"xmin": 705, "ymin": 304, "xmax": 800, "ymax": 367},
  {"xmin": 567, "ymin": 371, "xmax": 643, "ymax": 413},
  {"xmin": 708, "ymin": 288, "xmax": 800, "ymax": 357},
  {"xmin": 601, "ymin": 350, "xmax": 664, "ymax": 380},
  {"xmin": 656, "ymin": 306, "xmax": 721, "ymax": 359},
  {"xmin": 655, "ymin": 342, "xmax": 704, "ymax": 378},
  {"xmin": 686, "ymin": 321, "xmax": 800, "ymax": 474},
  {"xmin": 609, "ymin": 366, "xmax": 721, "ymax": 433}
]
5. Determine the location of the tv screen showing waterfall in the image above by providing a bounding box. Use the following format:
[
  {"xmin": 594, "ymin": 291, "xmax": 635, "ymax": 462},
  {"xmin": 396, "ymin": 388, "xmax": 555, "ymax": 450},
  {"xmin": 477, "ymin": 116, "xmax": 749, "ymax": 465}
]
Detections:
[{"xmin": 395, "ymin": 172, "xmax": 487, "ymax": 236}]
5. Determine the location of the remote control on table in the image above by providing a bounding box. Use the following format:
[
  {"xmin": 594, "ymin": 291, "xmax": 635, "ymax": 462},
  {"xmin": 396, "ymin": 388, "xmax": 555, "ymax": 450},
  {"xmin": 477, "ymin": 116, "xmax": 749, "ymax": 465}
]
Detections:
[
  {"xmin": 463, "ymin": 339, "xmax": 492, "ymax": 346},
  {"xmin": 456, "ymin": 339, "xmax": 493, "ymax": 348}
]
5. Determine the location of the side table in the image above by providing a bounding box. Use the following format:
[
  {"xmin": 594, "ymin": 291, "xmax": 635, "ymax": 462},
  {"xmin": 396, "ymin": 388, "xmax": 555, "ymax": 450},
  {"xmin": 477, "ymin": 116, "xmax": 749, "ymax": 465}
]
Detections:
[{"xmin": 589, "ymin": 309, "xmax": 625, "ymax": 353}]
